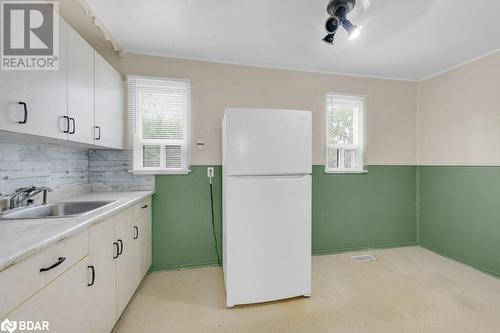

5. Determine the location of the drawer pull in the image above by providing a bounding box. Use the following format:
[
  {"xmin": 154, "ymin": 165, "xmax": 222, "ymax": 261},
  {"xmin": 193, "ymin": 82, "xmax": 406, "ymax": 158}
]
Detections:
[
  {"xmin": 113, "ymin": 242, "xmax": 119, "ymax": 259},
  {"xmin": 117, "ymin": 239, "xmax": 123, "ymax": 255},
  {"xmin": 69, "ymin": 117, "xmax": 76, "ymax": 134},
  {"xmin": 141, "ymin": 205, "xmax": 148, "ymax": 209},
  {"xmin": 95, "ymin": 126, "xmax": 101, "ymax": 140},
  {"xmin": 18, "ymin": 101, "xmax": 28, "ymax": 124},
  {"xmin": 133, "ymin": 226, "xmax": 139, "ymax": 240},
  {"xmin": 63, "ymin": 115, "xmax": 70, "ymax": 133},
  {"xmin": 88, "ymin": 265, "xmax": 96, "ymax": 287},
  {"xmin": 40, "ymin": 257, "xmax": 66, "ymax": 272}
]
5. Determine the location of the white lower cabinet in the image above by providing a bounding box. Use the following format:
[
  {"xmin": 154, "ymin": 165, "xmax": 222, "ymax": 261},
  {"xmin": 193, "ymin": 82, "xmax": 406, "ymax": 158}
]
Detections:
[
  {"xmin": 1, "ymin": 198, "xmax": 152, "ymax": 333},
  {"xmin": 115, "ymin": 197, "xmax": 152, "ymax": 315},
  {"xmin": 7, "ymin": 258, "xmax": 91, "ymax": 333},
  {"xmin": 115, "ymin": 208, "xmax": 142, "ymax": 315},
  {"xmin": 138, "ymin": 198, "xmax": 153, "ymax": 276},
  {"xmin": 88, "ymin": 216, "xmax": 117, "ymax": 333}
]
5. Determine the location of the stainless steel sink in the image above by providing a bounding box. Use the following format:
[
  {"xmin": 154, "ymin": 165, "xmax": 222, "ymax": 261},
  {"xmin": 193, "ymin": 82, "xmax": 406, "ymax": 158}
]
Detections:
[{"xmin": 0, "ymin": 201, "xmax": 117, "ymax": 220}]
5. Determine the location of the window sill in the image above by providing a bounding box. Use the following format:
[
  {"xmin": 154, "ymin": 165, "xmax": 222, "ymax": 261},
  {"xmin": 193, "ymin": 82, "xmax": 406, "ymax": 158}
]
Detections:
[
  {"xmin": 129, "ymin": 169, "xmax": 191, "ymax": 175},
  {"xmin": 324, "ymin": 169, "xmax": 368, "ymax": 174}
]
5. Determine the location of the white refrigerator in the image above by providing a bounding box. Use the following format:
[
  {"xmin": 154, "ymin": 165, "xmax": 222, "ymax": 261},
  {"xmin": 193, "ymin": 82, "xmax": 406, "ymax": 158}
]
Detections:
[{"xmin": 222, "ymin": 108, "xmax": 312, "ymax": 307}]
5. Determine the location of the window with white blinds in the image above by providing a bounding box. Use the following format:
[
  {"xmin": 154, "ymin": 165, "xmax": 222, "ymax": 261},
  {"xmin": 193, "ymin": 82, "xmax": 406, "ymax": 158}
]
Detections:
[
  {"xmin": 128, "ymin": 76, "xmax": 191, "ymax": 174},
  {"xmin": 325, "ymin": 94, "xmax": 366, "ymax": 173}
]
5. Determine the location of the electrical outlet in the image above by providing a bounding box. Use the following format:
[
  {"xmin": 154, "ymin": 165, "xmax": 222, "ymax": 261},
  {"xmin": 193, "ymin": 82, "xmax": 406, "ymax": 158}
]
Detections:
[{"xmin": 207, "ymin": 167, "xmax": 214, "ymax": 178}]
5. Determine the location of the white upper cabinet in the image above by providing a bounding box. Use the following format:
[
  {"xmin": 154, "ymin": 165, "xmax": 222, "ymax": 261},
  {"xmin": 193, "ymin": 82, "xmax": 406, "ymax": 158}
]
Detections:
[
  {"xmin": 67, "ymin": 24, "xmax": 95, "ymax": 145},
  {"xmin": 0, "ymin": 16, "xmax": 125, "ymax": 149},
  {"xmin": 23, "ymin": 19, "xmax": 69, "ymax": 140},
  {"xmin": 95, "ymin": 51, "xmax": 125, "ymax": 149},
  {"xmin": 0, "ymin": 20, "xmax": 68, "ymax": 140},
  {"xmin": 0, "ymin": 63, "xmax": 27, "ymax": 134}
]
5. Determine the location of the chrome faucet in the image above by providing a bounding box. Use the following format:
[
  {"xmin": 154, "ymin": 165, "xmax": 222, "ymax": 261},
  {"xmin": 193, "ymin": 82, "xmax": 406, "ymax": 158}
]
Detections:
[{"xmin": 9, "ymin": 185, "xmax": 53, "ymax": 209}]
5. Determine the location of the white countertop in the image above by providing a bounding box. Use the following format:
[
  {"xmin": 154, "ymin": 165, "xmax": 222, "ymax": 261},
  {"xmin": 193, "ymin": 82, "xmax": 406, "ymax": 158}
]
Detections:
[{"xmin": 0, "ymin": 191, "xmax": 154, "ymax": 272}]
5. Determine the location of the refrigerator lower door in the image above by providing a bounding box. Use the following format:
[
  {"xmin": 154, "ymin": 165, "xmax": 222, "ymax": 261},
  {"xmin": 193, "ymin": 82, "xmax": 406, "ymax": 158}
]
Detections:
[{"xmin": 223, "ymin": 175, "xmax": 311, "ymax": 307}]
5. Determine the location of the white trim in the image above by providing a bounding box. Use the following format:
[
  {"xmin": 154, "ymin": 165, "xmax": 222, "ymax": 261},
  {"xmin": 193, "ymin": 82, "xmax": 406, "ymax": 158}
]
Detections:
[
  {"xmin": 128, "ymin": 76, "xmax": 192, "ymax": 174},
  {"xmin": 325, "ymin": 92, "xmax": 369, "ymax": 100},
  {"xmin": 324, "ymin": 169, "xmax": 368, "ymax": 174},
  {"xmin": 417, "ymin": 162, "xmax": 500, "ymax": 167},
  {"xmin": 126, "ymin": 74, "xmax": 191, "ymax": 84},
  {"xmin": 99, "ymin": 43, "xmax": 500, "ymax": 82},
  {"xmin": 325, "ymin": 93, "xmax": 366, "ymax": 173},
  {"xmin": 120, "ymin": 49, "xmax": 418, "ymax": 82},
  {"xmin": 419, "ymin": 48, "xmax": 500, "ymax": 81},
  {"xmin": 366, "ymin": 162, "xmax": 417, "ymax": 166},
  {"xmin": 130, "ymin": 169, "xmax": 191, "ymax": 175}
]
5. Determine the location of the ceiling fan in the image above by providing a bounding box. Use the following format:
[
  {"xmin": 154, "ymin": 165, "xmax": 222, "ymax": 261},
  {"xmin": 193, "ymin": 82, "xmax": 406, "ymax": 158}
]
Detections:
[{"xmin": 323, "ymin": 0, "xmax": 362, "ymax": 44}]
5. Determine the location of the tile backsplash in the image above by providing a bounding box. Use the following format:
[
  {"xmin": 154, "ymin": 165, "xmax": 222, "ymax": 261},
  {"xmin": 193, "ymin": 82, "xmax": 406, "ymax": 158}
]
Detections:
[
  {"xmin": 0, "ymin": 140, "xmax": 89, "ymax": 196},
  {"xmin": 0, "ymin": 140, "xmax": 154, "ymax": 197},
  {"xmin": 89, "ymin": 149, "xmax": 154, "ymax": 192}
]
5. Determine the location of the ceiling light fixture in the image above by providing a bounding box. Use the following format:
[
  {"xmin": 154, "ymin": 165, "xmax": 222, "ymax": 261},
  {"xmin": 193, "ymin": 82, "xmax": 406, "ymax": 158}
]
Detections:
[
  {"xmin": 323, "ymin": 0, "xmax": 362, "ymax": 45},
  {"xmin": 323, "ymin": 16, "xmax": 339, "ymax": 44}
]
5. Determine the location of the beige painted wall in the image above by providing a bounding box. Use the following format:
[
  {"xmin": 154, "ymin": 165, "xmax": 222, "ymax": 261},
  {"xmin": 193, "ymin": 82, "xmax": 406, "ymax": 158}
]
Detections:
[
  {"xmin": 60, "ymin": 1, "xmax": 499, "ymax": 167},
  {"xmin": 417, "ymin": 51, "xmax": 500, "ymax": 165},
  {"xmin": 98, "ymin": 49, "xmax": 417, "ymax": 166}
]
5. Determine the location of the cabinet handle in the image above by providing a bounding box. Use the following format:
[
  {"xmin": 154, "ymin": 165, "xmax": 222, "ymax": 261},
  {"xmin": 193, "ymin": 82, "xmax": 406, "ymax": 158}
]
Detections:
[
  {"xmin": 69, "ymin": 118, "xmax": 76, "ymax": 134},
  {"xmin": 141, "ymin": 205, "xmax": 148, "ymax": 209},
  {"xmin": 133, "ymin": 226, "xmax": 139, "ymax": 240},
  {"xmin": 63, "ymin": 116, "xmax": 70, "ymax": 133},
  {"xmin": 117, "ymin": 239, "xmax": 123, "ymax": 255},
  {"xmin": 113, "ymin": 242, "xmax": 119, "ymax": 259},
  {"xmin": 95, "ymin": 126, "xmax": 101, "ymax": 140},
  {"xmin": 40, "ymin": 257, "xmax": 66, "ymax": 272},
  {"xmin": 18, "ymin": 102, "xmax": 28, "ymax": 124},
  {"xmin": 87, "ymin": 265, "xmax": 95, "ymax": 287}
]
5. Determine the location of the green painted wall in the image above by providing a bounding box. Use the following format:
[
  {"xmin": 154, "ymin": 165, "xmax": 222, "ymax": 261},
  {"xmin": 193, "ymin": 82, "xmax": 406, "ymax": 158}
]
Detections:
[
  {"xmin": 151, "ymin": 166, "xmax": 222, "ymax": 271},
  {"xmin": 313, "ymin": 165, "xmax": 417, "ymax": 254},
  {"xmin": 418, "ymin": 166, "xmax": 500, "ymax": 277},
  {"xmin": 151, "ymin": 165, "xmax": 417, "ymax": 271}
]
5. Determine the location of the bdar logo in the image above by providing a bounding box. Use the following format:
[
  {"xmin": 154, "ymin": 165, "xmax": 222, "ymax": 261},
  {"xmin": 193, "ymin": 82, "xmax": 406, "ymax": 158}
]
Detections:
[{"xmin": 0, "ymin": 319, "xmax": 17, "ymax": 333}]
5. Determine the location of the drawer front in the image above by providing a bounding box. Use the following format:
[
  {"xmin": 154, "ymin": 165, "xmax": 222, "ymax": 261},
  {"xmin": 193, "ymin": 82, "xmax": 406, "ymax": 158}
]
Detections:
[
  {"xmin": 3, "ymin": 257, "xmax": 91, "ymax": 333},
  {"xmin": 0, "ymin": 231, "xmax": 89, "ymax": 317},
  {"xmin": 137, "ymin": 197, "xmax": 151, "ymax": 219}
]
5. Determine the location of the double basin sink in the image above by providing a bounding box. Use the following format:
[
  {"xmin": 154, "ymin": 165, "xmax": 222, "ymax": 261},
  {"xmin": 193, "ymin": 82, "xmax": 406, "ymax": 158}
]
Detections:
[{"xmin": 0, "ymin": 201, "xmax": 117, "ymax": 220}]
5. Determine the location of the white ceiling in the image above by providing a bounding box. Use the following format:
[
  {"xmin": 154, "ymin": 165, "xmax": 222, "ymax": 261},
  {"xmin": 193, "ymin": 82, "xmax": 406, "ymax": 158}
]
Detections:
[{"xmin": 86, "ymin": 0, "xmax": 500, "ymax": 80}]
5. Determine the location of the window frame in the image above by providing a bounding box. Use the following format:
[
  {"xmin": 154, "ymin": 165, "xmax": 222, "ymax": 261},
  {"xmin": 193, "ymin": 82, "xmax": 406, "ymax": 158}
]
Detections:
[
  {"xmin": 127, "ymin": 75, "xmax": 191, "ymax": 175},
  {"xmin": 324, "ymin": 93, "xmax": 367, "ymax": 174}
]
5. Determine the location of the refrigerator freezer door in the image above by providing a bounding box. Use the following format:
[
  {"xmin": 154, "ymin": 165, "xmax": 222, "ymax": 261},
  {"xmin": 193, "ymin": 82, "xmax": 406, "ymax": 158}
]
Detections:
[
  {"xmin": 223, "ymin": 175, "xmax": 312, "ymax": 307},
  {"xmin": 223, "ymin": 109, "xmax": 312, "ymax": 175}
]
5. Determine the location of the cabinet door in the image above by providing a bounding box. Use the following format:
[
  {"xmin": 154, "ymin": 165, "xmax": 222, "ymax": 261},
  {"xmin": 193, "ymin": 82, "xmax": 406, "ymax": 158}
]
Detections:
[
  {"xmin": 22, "ymin": 19, "xmax": 69, "ymax": 140},
  {"xmin": 115, "ymin": 210, "xmax": 141, "ymax": 316},
  {"xmin": 138, "ymin": 198, "xmax": 152, "ymax": 276},
  {"xmin": 4, "ymin": 258, "xmax": 91, "ymax": 333},
  {"xmin": 67, "ymin": 24, "xmax": 95, "ymax": 145},
  {"xmin": 0, "ymin": 70, "xmax": 27, "ymax": 133},
  {"xmin": 88, "ymin": 217, "xmax": 117, "ymax": 333},
  {"xmin": 94, "ymin": 51, "xmax": 124, "ymax": 149}
]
